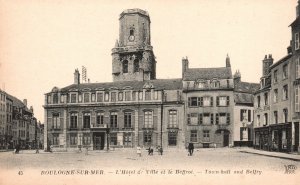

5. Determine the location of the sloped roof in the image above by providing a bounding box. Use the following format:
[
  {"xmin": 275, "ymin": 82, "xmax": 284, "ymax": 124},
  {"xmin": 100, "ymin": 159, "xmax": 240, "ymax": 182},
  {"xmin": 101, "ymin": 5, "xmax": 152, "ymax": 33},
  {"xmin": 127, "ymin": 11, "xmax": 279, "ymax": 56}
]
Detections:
[
  {"xmin": 234, "ymin": 81, "xmax": 260, "ymax": 94},
  {"xmin": 269, "ymin": 54, "xmax": 292, "ymax": 70},
  {"xmin": 183, "ymin": 67, "xmax": 232, "ymax": 81},
  {"xmin": 6, "ymin": 94, "xmax": 31, "ymax": 112},
  {"xmin": 234, "ymin": 92, "xmax": 254, "ymax": 105},
  {"xmin": 57, "ymin": 78, "xmax": 183, "ymax": 93}
]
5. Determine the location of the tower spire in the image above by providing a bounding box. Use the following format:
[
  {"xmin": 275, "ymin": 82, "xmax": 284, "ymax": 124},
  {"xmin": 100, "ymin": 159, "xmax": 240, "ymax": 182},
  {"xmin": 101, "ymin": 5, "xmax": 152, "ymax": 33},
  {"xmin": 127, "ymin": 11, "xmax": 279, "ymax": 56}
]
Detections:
[{"xmin": 226, "ymin": 54, "xmax": 231, "ymax": 67}]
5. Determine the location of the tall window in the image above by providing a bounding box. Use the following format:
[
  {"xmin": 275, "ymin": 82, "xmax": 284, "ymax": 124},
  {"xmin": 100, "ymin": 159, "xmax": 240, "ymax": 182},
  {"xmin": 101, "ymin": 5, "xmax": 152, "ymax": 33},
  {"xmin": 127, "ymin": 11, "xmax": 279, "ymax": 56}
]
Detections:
[
  {"xmin": 52, "ymin": 134, "xmax": 59, "ymax": 145},
  {"xmin": 264, "ymin": 92, "xmax": 268, "ymax": 105},
  {"xmin": 217, "ymin": 113, "xmax": 228, "ymax": 125},
  {"xmin": 125, "ymin": 91, "xmax": 131, "ymax": 101},
  {"xmin": 273, "ymin": 70, "xmax": 278, "ymax": 83},
  {"xmin": 217, "ymin": 96, "xmax": 229, "ymax": 106},
  {"xmin": 123, "ymin": 60, "xmax": 128, "ymax": 73},
  {"xmin": 168, "ymin": 132, "xmax": 177, "ymax": 146},
  {"xmin": 168, "ymin": 110, "xmax": 177, "ymax": 128},
  {"xmin": 188, "ymin": 113, "xmax": 198, "ymax": 125},
  {"xmin": 283, "ymin": 108, "xmax": 288, "ymax": 123},
  {"xmin": 203, "ymin": 130, "xmax": 210, "ymax": 142},
  {"xmin": 124, "ymin": 112, "xmax": 132, "ymax": 128},
  {"xmin": 144, "ymin": 111, "xmax": 153, "ymax": 128},
  {"xmin": 257, "ymin": 96, "xmax": 261, "ymax": 108},
  {"xmin": 110, "ymin": 133, "xmax": 117, "ymax": 145},
  {"xmin": 138, "ymin": 91, "xmax": 143, "ymax": 100},
  {"xmin": 84, "ymin": 93, "xmax": 90, "ymax": 103},
  {"xmin": 97, "ymin": 92, "xmax": 103, "ymax": 102},
  {"xmin": 145, "ymin": 90, "xmax": 151, "ymax": 100},
  {"xmin": 297, "ymin": 58, "xmax": 300, "ymax": 79},
  {"xmin": 118, "ymin": 92, "xmax": 123, "ymax": 101},
  {"xmin": 198, "ymin": 82, "xmax": 206, "ymax": 88},
  {"xmin": 124, "ymin": 133, "xmax": 132, "ymax": 147},
  {"xmin": 211, "ymin": 80, "xmax": 220, "ymax": 88},
  {"xmin": 96, "ymin": 112, "xmax": 104, "ymax": 126},
  {"xmin": 70, "ymin": 133, "xmax": 77, "ymax": 145},
  {"xmin": 53, "ymin": 94, "xmax": 58, "ymax": 104},
  {"xmin": 240, "ymin": 109, "xmax": 247, "ymax": 121},
  {"xmin": 295, "ymin": 32, "xmax": 299, "ymax": 50},
  {"xmin": 274, "ymin": 111, "xmax": 278, "ymax": 124},
  {"xmin": 111, "ymin": 92, "xmax": 117, "ymax": 102},
  {"xmin": 295, "ymin": 86, "xmax": 300, "ymax": 112},
  {"xmin": 104, "ymin": 92, "xmax": 109, "ymax": 102},
  {"xmin": 264, "ymin": 113, "xmax": 268, "ymax": 125},
  {"xmin": 71, "ymin": 94, "xmax": 77, "ymax": 103},
  {"xmin": 144, "ymin": 131, "xmax": 152, "ymax": 145},
  {"xmin": 203, "ymin": 113, "xmax": 211, "ymax": 125},
  {"xmin": 52, "ymin": 113, "xmax": 60, "ymax": 129},
  {"xmin": 203, "ymin": 96, "xmax": 212, "ymax": 107},
  {"xmin": 257, "ymin": 115, "xmax": 261, "ymax": 127},
  {"xmin": 283, "ymin": 64, "xmax": 288, "ymax": 79},
  {"xmin": 83, "ymin": 113, "xmax": 90, "ymax": 128},
  {"xmin": 70, "ymin": 113, "xmax": 77, "ymax": 129},
  {"xmin": 134, "ymin": 59, "xmax": 139, "ymax": 72},
  {"xmin": 190, "ymin": 130, "xmax": 197, "ymax": 142},
  {"xmin": 110, "ymin": 112, "xmax": 118, "ymax": 128},
  {"xmin": 274, "ymin": 89, "xmax": 278, "ymax": 103},
  {"xmin": 83, "ymin": 134, "xmax": 91, "ymax": 145},
  {"xmin": 283, "ymin": 85, "xmax": 288, "ymax": 100},
  {"xmin": 188, "ymin": 97, "xmax": 200, "ymax": 107}
]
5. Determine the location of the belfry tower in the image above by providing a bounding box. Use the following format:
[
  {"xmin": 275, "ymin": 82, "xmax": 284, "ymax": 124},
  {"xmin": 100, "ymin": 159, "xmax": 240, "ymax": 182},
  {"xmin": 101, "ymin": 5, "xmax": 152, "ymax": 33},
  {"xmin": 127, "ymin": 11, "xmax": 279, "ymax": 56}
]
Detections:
[{"xmin": 111, "ymin": 9, "xmax": 156, "ymax": 82}]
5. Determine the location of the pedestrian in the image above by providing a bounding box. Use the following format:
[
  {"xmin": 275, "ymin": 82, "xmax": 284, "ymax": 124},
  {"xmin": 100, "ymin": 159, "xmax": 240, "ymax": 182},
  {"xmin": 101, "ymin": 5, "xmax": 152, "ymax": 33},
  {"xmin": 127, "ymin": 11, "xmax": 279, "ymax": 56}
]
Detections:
[
  {"xmin": 188, "ymin": 143, "xmax": 194, "ymax": 156},
  {"xmin": 137, "ymin": 146, "xmax": 142, "ymax": 157},
  {"xmin": 148, "ymin": 146, "xmax": 153, "ymax": 155},
  {"xmin": 50, "ymin": 145, "xmax": 53, "ymax": 153}
]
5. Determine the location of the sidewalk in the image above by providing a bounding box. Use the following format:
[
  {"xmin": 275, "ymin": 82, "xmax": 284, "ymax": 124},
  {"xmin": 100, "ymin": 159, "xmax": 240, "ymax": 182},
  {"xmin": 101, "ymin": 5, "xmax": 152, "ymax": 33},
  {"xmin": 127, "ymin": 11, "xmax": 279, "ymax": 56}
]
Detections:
[{"xmin": 238, "ymin": 147, "xmax": 300, "ymax": 161}]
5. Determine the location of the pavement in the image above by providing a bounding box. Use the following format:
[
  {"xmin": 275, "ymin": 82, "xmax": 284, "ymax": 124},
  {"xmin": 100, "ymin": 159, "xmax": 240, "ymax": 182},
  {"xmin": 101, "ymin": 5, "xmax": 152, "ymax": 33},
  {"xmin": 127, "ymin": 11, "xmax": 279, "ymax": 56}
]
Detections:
[{"xmin": 1, "ymin": 147, "xmax": 300, "ymax": 161}]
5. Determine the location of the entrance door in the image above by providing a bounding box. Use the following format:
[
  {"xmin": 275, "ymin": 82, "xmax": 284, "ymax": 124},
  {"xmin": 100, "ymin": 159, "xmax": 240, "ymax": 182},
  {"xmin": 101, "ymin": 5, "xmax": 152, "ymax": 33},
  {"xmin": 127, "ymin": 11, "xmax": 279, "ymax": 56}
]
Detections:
[
  {"xmin": 94, "ymin": 137, "xmax": 101, "ymax": 150},
  {"xmin": 223, "ymin": 134, "xmax": 229, "ymax": 147},
  {"xmin": 295, "ymin": 122, "xmax": 299, "ymax": 152},
  {"xmin": 93, "ymin": 132, "xmax": 105, "ymax": 150}
]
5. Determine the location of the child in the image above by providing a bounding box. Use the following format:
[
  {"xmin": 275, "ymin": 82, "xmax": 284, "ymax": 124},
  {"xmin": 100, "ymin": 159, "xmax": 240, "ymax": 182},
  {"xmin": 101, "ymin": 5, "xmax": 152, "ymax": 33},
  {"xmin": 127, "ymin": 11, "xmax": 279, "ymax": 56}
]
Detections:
[{"xmin": 137, "ymin": 146, "xmax": 142, "ymax": 157}]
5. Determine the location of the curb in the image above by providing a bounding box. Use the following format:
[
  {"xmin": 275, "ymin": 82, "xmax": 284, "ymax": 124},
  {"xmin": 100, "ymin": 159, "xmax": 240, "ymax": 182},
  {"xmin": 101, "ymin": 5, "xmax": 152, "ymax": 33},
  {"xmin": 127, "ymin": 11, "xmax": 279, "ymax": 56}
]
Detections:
[{"xmin": 240, "ymin": 151, "xmax": 300, "ymax": 162}]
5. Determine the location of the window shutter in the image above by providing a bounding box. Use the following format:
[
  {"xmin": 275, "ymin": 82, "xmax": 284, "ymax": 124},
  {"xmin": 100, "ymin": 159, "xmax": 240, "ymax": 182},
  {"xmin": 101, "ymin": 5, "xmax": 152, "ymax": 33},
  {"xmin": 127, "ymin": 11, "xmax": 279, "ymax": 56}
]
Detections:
[
  {"xmin": 226, "ymin": 113, "xmax": 230, "ymax": 124},
  {"xmin": 188, "ymin": 97, "xmax": 191, "ymax": 107},
  {"xmin": 216, "ymin": 114, "xmax": 219, "ymax": 125},
  {"xmin": 226, "ymin": 96, "xmax": 230, "ymax": 106},
  {"xmin": 240, "ymin": 128, "xmax": 243, "ymax": 141},
  {"xmin": 187, "ymin": 114, "xmax": 191, "ymax": 125},
  {"xmin": 210, "ymin": 113, "xmax": 214, "ymax": 124},
  {"xmin": 198, "ymin": 114, "xmax": 203, "ymax": 125},
  {"xmin": 210, "ymin": 97, "xmax": 213, "ymax": 106},
  {"xmin": 240, "ymin": 110, "xmax": 243, "ymax": 121},
  {"xmin": 216, "ymin": 97, "xmax": 219, "ymax": 106},
  {"xmin": 248, "ymin": 110, "xmax": 251, "ymax": 122}
]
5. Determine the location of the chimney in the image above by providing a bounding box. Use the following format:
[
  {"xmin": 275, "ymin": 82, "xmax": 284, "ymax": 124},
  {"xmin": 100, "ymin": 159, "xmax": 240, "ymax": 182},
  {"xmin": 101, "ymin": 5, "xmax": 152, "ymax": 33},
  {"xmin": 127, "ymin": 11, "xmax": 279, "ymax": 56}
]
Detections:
[
  {"xmin": 23, "ymin": 99, "xmax": 27, "ymax": 107},
  {"xmin": 30, "ymin": 106, "xmax": 34, "ymax": 113},
  {"xmin": 262, "ymin": 54, "xmax": 273, "ymax": 76},
  {"xmin": 182, "ymin": 56, "xmax": 189, "ymax": 78},
  {"xmin": 234, "ymin": 70, "xmax": 241, "ymax": 84},
  {"xmin": 226, "ymin": 54, "xmax": 231, "ymax": 67},
  {"xmin": 74, "ymin": 69, "xmax": 80, "ymax": 85}
]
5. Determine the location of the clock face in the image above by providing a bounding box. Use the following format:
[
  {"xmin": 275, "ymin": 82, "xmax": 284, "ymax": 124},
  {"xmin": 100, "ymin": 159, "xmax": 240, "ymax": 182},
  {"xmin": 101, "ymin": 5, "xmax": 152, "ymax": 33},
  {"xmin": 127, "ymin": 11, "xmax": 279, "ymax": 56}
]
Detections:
[{"xmin": 129, "ymin": 35, "xmax": 135, "ymax": 41}]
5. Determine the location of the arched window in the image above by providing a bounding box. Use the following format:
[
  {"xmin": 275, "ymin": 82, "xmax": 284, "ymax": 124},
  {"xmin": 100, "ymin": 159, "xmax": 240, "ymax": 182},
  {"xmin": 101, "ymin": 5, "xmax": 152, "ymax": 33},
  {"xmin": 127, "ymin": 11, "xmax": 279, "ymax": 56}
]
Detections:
[
  {"xmin": 134, "ymin": 59, "xmax": 139, "ymax": 72},
  {"xmin": 123, "ymin": 60, "xmax": 128, "ymax": 73}
]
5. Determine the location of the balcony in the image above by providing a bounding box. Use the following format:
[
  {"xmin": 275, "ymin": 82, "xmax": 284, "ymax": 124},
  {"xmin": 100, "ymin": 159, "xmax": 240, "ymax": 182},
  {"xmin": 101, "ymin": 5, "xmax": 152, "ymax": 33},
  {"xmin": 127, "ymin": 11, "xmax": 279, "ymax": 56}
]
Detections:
[
  {"xmin": 217, "ymin": 124, "xmax": 229, "ymax": 130},
  {"xmin": 110, "ymin": 127, "xmax": 119, "ymax": 131},
  {"xmin": 122, "ymin": 127, "xmax": 133, "ymax": 131},
  {"xmin": 91, "ymin": 124, "xmax": 107, "ymax": 129},
  {"xmin": 167, "ymin": 125, "xmax": 179, "ymax": 129},
  {"xmin": 142, "ymin": 125, "xmax": 154, "ymax": 130},
  {"xmin": 68, "ymin": 127, "xmax": 78, "ymax": 131}
]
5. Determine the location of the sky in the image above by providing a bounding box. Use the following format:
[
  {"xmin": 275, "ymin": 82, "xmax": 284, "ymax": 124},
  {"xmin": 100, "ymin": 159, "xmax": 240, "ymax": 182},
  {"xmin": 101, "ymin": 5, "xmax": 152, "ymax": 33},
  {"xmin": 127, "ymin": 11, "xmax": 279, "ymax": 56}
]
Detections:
[{"xmin": 0, "ymin": 0, "xmax": 297, "ymax": 122}]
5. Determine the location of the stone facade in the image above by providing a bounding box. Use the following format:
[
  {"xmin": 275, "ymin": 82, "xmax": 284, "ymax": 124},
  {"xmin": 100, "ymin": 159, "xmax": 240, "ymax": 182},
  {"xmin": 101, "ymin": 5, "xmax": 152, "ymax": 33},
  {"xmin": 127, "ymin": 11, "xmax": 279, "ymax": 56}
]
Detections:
[{"xmin": 253, "ymin": 1, "xmax": 300, "ymax": 153}]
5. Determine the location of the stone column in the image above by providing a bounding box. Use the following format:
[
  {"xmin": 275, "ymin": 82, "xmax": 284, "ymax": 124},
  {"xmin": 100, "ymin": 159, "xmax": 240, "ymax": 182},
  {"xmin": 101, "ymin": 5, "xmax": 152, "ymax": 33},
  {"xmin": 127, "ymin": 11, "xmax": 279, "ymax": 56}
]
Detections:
[
  {"xmin": 157, "ymin": 107, "xmax": 162, "ymax": 147},
  {"xmin": 134, "ymin": 110, "xmax": 139, "ymax": 147}
]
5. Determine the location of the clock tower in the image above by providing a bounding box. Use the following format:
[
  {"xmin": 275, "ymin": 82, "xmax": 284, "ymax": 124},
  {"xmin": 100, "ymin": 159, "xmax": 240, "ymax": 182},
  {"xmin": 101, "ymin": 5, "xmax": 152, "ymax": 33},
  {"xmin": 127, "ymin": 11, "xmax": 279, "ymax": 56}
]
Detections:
[{"xmin": 112, "ymin": 9, "xmax": 156, "ymax": 82}]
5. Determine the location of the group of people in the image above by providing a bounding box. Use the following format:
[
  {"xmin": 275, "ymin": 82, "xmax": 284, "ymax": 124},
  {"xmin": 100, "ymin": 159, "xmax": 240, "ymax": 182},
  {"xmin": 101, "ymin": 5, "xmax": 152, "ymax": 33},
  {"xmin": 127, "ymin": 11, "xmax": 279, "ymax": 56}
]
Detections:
[{"xmin": 136, "ymin": 145, "xmax": 164, "ymax": 157}]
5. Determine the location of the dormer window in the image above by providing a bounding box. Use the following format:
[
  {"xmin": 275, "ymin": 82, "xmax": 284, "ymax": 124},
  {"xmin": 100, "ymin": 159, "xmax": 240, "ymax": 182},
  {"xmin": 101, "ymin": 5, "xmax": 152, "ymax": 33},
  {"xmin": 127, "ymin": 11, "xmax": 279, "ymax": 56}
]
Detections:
[{"xmin": 211, "ymin": 80, "xmax": 220, "ymax": 88}]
